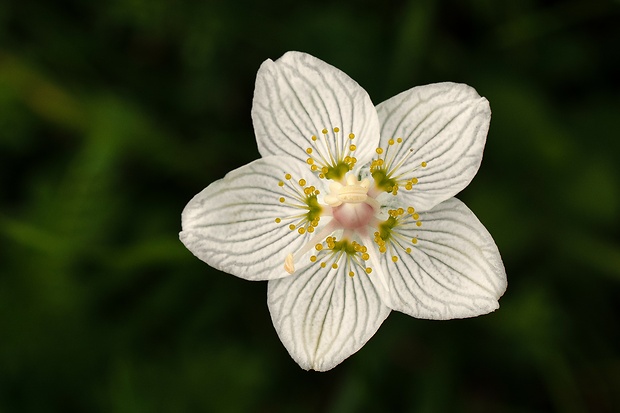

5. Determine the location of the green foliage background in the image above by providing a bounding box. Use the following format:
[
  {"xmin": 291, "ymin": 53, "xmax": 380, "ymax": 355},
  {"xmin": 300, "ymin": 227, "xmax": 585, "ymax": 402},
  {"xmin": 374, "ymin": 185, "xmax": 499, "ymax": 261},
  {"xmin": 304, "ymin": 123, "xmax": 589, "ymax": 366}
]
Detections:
[{"xmin": 1, "ymin": 0, "xmax": 619, "ymax": 411}]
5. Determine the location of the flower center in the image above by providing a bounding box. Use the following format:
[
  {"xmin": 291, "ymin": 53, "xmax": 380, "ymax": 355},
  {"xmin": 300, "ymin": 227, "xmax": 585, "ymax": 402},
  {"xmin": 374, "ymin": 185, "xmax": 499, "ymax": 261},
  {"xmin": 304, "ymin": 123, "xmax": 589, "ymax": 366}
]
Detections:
[
  {"xmin": 332, "ymin": 203, "xmax": 375, "ymax": 230},
  {"xmin": 323, "ymin": 174, "xmax": 378, "ymax": 230},
  {"xmin": 278, "ymin": 136, "xmax": 426, "ymax": 280}
]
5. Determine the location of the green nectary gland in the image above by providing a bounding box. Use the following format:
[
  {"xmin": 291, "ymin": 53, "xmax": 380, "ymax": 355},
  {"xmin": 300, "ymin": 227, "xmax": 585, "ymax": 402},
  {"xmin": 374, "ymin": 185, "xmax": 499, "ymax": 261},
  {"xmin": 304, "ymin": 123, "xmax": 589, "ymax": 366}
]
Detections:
[
  {"xmin": 371, "ymin": 169, "xmax": 396, "ymax": 191},
  {"xmin": 325, "ymin": 162, "xmax": 350, "ymax": 181},
  {"xmin": 305, "ymin": 194, "xmax": 322, "ymax": 222},
  {"xmin": 331, "ymin": 239, "xmax": 358, "ymax": 255},
  {"xmin": 378, "ymin": 216, "xmax": 398, "ymax": 241}
]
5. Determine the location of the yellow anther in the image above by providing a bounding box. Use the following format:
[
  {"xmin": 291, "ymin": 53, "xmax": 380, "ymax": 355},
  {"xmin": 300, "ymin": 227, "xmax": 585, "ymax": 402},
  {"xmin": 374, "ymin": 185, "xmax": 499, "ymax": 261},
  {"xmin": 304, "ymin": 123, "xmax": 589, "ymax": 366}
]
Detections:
[
  {"xmin": 332, "ymin": 263, "xmax": 338, "ymax": 269},
  {"xmin": 412, "ymin": 213, "xmax": 419, "ymax": 220},
  {"xmin": 349, "ymin": 271, "xmax": 354, "ymax": 277},
  {"xmin": 299, "ymin": 179, "xmax": 306, "ymax": 186},
  {"xmin": 365, "ymin": 267, "xmax": 372, "ymax": 274},
  {"xmin": 333, "ymin": 127, "xmax": 340, "ymax": 133},
  {"xmin": 320, "ymin": 262, "xmax": 326, "ymax": 268},
  {"xmin": 311, "ymin": 135, "xmax": 317, "ymax": 141},
  {"xmin": 289, "ymin": 224, "xmax": 296, "ymax": 230},
  {"xmin": 278, "ymin": 181, "xmax": 284, "ymax": 187},
  {"xmin": 310, "ymin": 256, "xmax": 317, "ymax": 262},
  {"xmin": 307, "ymin": 158, "xmax": 314, "ymax": 165},
  {"xmin": 307, "ymin": 226, "xmax": 315, "ymax": 233},
  {"xmin": 311, "ymin": 165, "xmax": 318, "ymax": 171},
  {"xmin": 397, "ymin": 137, "xmax": 403, "ymax": 143},
  {"xmin": 322, "ymin": 128, "xmax": 328, "ymax": 134},
  {"xmin": 421, "ymin": 161, "xmax": 427, "ymax": 167},
  {"xmin": 388, "ymin": 138, "xmax": 394, "ymax": 145},
  {"xmin": 285, "ymin": 173, "xmax": 292, "ymax": 180},
  {"xmin": 376, "ymin": 148, "xmax": 384, "ymax": 154},
  {"xmin": 416, "ymin": 221, "xmax": 422, "ymax": 227},
  {"xmin": 349, "ymin": 144, "xmax": 356, "ymax": 151},
  {"xmin": 407, "ymin": 207, "xmax": 415, "ymax": 214},
  {"xmin": 412, "ymin": 238, "xmax": 418, "ymax": 244},
  {"xmin": 392, "ymin": 256, "xmax": 398, "ymax": 262},
  {"xmin": 306, "ymin": 148, "xmax": 313, "ymax": 154},
  {"xmin": 275, "ymin": 218, "xmax": 281, "ymax": 223},
  {"xmin": 362, "ymin": 253, "xmax": 370, "ymax": 261},
  {"xmin": 298, "ymin": 227, "xmax": 306, "ymax": 234},
  {"xmin": 411, "ymin": 178, "xmax": 418, "ymax": 184},
  {"xmin": 349, "ymin": 133, "xmax": 355, "ymax": 139},
  {"xmin": 279, "ymin": 197, "xmax": 285, "ymax": 203},
  {"xmin": 315, "ymin": 244, "xmax": 323, "ymax": 251},
  {"xmin": 406, "ymin": 248, "xmax": 412, "ymax": 253}
]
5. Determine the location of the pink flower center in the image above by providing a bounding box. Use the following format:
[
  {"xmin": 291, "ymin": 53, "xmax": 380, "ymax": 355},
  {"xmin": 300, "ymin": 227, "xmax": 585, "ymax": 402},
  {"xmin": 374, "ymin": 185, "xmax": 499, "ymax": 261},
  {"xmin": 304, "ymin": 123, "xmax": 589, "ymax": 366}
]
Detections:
[{"xmin": 332, "ymin": 202, "xmax": 375, "ymax": 230}]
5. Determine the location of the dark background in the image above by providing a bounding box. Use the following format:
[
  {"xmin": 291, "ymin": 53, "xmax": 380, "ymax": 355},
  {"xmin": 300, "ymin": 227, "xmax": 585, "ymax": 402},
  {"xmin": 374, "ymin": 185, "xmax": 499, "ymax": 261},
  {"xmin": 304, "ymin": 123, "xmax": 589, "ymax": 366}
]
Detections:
[{"xmin": 1, "ymin": 0, "xmax": 619, "ymax": 412}]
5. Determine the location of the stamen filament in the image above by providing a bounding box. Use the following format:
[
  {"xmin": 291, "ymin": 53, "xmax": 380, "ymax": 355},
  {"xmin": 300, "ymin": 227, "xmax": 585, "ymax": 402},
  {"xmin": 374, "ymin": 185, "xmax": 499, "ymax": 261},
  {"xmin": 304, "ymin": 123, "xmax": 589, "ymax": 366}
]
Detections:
[
  {"xmin": 321, "ymin": 128, "xmax": 337, "ymax": 166},
  {"xmin": 370, "ymin": 138, "xmax": 427, "ymax": 195},
  {"xmin": 387, "ymin": 148, "xmax": 415, "ymax": 177},
  {"xmin": 310, "ymin": 139, "xmax": 333, "ymax": 172},
  {"xmin": 305, "ymin": 128, "xmax": 358, "ymax": 181},
  {"xmin": 360, "ymin": 235, "xmax": 390, "ymax": 293}
]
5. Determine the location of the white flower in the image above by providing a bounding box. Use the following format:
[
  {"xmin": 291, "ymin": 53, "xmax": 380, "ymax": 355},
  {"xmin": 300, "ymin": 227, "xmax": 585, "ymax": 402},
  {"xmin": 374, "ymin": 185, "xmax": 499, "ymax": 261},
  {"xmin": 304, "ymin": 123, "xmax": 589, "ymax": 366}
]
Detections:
[{"xmin": 180, "ymin": 51, "xmax": 507, "ymax": 371}]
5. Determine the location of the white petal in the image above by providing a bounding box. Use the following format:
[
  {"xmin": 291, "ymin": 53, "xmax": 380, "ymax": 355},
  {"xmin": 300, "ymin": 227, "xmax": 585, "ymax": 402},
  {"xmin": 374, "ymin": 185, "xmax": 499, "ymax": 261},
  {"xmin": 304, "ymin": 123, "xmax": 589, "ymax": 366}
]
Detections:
[
  {"xmin": 268, "ymin": 262, "xmax": 391, "ymax": 371},
  {"xmin": 383, "ymin": 197, "xmax": 506, "ymax": 320},
  {"xmin": 252, "ymin": 51, "xmax": 380, "ymax": 168},
  {"xmin": 180, "ymin": 157, "xmax": 327, "ymax": 281},
  {"xmin": 376, "ymin": 82, "xmax": 491, "ymax": 211}
]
